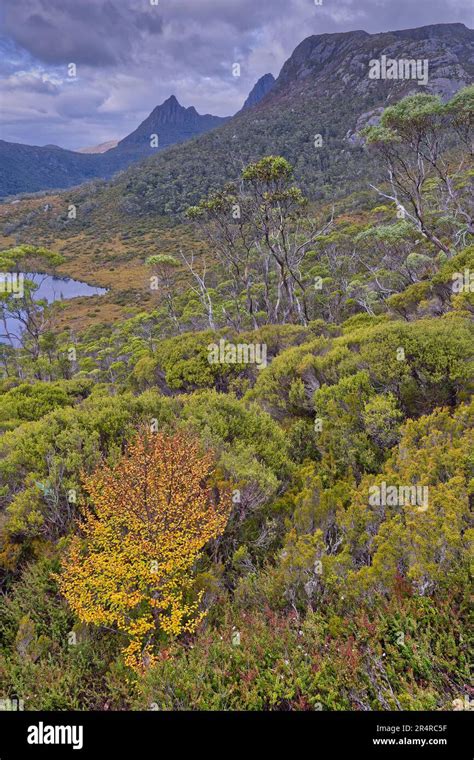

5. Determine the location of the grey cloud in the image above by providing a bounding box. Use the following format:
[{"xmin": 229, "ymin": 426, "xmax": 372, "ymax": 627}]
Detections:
[
  {"xmin": 0, "ymin": 0, "xmax": 472, "ymax": 149},
  {"xmin": 2, "ymin": 0, "xmax": 164, "ymax": 66},
  {"xmin": 3, "ymin": 72, "xmax": 59, "ymax": 95}
]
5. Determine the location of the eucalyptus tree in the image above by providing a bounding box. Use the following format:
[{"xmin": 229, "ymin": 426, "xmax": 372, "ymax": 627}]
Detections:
[
  {"xmin": 0, "ymin": 245, "xmax": 65, "ymax": 372},
  {"xmin": 188, "ymin": 157, "xmax": 333, "ymax": 327},
  {"xmin": 363, "ymin": 87, "xmax": 474, "ymax": 256}
]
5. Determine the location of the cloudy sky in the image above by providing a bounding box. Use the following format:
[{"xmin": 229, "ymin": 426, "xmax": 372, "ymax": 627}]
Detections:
[{"xmin": 0, "ymin": 0, "xmax": 473, "ymax": 150}]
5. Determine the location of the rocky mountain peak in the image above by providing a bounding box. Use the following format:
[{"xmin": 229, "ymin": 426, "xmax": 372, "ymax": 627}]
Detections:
[{"xmin": 241, "ymin": 73, "xmax": 276, "ymax": 110}]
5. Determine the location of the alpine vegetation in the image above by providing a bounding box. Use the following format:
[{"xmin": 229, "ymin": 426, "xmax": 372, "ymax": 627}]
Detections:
[{"xmin": 0, "ymin": 8, "xmax": 472, "ymax": 721}]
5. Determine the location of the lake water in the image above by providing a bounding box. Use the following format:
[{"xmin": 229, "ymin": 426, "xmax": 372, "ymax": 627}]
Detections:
[{"xmin": 0, "ymin": 272, "xmax": 107, "ymax": 345}]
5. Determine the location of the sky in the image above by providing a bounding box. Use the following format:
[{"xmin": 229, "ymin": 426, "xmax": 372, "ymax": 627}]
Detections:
[{"xmin": 0, "ymin": 0, "xmax": 473, "ymax": 151}]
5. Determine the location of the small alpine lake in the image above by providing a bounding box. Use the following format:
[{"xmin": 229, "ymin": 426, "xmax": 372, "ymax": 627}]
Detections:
[{"xmin": 0, "ymin": 272, "xmax": 108, "ymax": 345}]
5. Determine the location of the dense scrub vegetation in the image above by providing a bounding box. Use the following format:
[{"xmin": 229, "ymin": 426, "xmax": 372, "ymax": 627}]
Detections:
[{"xmin": 0, "ymin": 91, "xmax": 472, "ymax": 711}]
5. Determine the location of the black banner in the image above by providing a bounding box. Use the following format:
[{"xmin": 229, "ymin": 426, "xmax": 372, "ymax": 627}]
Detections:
[{"xmin": 0, "ymin": 711, "xmax": 471, "ymax": 758}]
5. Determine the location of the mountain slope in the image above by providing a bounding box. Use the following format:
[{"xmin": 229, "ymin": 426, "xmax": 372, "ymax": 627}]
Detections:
[
  {"xmin": 63, "ymin": 23, "xmax": 474, "ymax": 220},
  {"xmin": 0, "ymin": 140, "xmax": 106, "ymax": 197}
]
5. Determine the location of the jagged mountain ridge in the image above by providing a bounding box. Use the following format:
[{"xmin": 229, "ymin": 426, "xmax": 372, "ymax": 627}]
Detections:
[
  {"xmin": 273, "ymin": 23, "xmax": 473, "ymax": 100},
  {"xmin": 71, "ymin": 22, "xmax": 473, "ymax": 220},
  {"xmin": 106, "ymin": 95, "xmax": 229, "ymax": 161},
  {"xmin": 1, "ymin": 23, "xmax": 472, "ymax": 217},
  {"xmin": 0, "ymin": 77, "xmax": 271, "ymax": 198},
  {"xmin": 0, "ymin": 96, "xmax": 228, "ymax": 197}
]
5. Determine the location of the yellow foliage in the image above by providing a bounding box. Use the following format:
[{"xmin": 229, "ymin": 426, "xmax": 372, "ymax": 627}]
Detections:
[{"xmin": 58, "ymin": 431, "xmax": 231, "ymax": 671}]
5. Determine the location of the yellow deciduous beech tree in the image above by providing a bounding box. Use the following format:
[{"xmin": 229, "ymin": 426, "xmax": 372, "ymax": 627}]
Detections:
[{"xmin": 58, "ymin": 431, "xmax": 231, "ymax": 671}]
